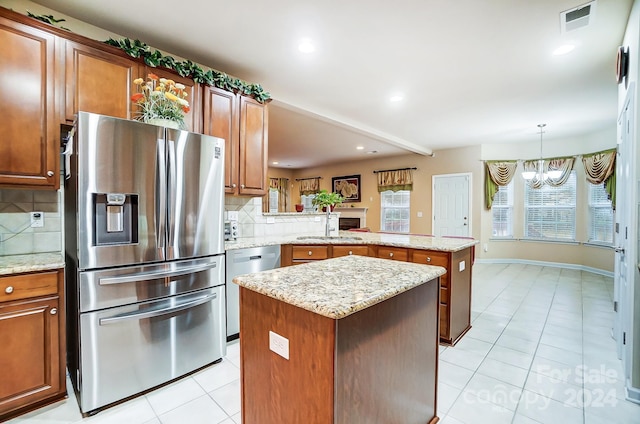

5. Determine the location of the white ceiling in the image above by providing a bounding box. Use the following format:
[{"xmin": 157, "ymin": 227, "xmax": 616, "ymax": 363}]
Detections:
[{"xmin": 32, "ymin": 0, "xmax": 633, "ymax": 169}]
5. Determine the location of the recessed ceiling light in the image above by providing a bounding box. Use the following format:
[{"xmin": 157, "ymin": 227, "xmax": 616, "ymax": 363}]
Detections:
[
  {"xmin": 389, "ymin": 94, "xmax": 404, "ymax": 102},
  {"xmin": 553, "ymin": 44, "xmax": 575, "ymax": 55},
  {"xmin": 298, "ymin": 38, "xmax": 315, "ymax": 53},
  {"xmin": 272, "ymin": 161, "xmax": 279, "ymax": 165},
  {"xmin": 356, "ymin": 146, "xmax": 364, "ymax": 150}
]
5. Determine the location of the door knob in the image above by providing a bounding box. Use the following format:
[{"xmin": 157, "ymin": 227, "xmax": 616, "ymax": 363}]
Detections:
[
  {"xmin": 50, "ymin": 308, "xmax": 57, "ymax": 315},
  {"xmin": 5, "ymin": 286, "xmax": 13, "ymax": 294},
  {"xmin": 47, "ymin": 171, "xmax": 54, "ymax": 177}
]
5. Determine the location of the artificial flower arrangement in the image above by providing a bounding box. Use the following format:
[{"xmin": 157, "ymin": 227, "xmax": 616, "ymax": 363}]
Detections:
[{"xmin": 131, "ymin": 73, "xmax": 190, "ymax": 128}]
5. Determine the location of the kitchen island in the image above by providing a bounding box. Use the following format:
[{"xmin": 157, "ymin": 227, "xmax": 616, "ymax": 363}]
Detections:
[{"xmin": 234, "ymin": 255, "xmax": 446, "ymax": 424}]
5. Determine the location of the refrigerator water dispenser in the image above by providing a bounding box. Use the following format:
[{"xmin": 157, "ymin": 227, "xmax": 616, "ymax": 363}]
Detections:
[{"xmin": 94, "ymin": 193, "xmax": 138, "ymax": 245}]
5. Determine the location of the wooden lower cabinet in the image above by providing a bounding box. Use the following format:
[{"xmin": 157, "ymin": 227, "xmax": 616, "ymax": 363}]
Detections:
[
  {"xmin": 281, "ymin": 243, "xmax": 473, "ymax": 345},
  {"xmin": 412, "ymin": 248, "xmax": 472, "ymax": 345},
  {"xmin": 240, "ymin": 278, "xmax": 439, "ymax": 423},
  {"xmin": 0, "ymin": 269, "xmax": 66, "ymax": 421}
]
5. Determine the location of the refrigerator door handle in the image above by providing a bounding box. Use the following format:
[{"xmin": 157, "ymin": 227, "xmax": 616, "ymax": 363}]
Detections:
[
  {"xmin": 167, "ymin": 137, "xmax": 177, "ymax": 255},
  {"xmin": 98, "ymin": 263, "xmax": 217, "ymax": 286},
  {"xmin": 156, "ymin": 137, "xmax": 167, "ymax": 255},
  {"xmin": 99, "ymin": 292, "xmax": 217, "ymax": 325}
]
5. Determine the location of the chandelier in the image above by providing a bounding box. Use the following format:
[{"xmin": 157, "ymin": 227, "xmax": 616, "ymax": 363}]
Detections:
[{"xmin": 522, "ymin": 124, "xmax": 562, "ymax": 181}]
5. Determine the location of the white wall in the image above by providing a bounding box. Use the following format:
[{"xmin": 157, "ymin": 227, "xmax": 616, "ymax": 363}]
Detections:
[{"xmin": 619, "ymin": 0, "xmax": 640, "ymax": 402}]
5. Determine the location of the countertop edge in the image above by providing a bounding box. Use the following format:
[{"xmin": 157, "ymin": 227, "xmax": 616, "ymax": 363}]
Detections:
[{"xmin": 234, "ymin": 255, "xmax": 446, "ymax": 319}]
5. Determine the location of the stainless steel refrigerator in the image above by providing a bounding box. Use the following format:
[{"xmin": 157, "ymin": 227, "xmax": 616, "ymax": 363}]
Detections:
[{"xmin": 64, "ymin": 112, "xmax": 226, "ymax": 414}]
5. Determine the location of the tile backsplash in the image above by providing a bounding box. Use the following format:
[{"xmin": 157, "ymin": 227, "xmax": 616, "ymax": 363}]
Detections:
[
  {"xmin": 225, "ymin": 196, "xmax": 338, "ymax": 237},
  {"xmin": 0, "ymin": 188, "xmax": 63, "ymax": 256}
]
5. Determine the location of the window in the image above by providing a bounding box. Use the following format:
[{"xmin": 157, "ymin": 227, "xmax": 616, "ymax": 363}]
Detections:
[
  {"xmin": 588, "ymin": 182, "xmax": 614, "ymax": 244},
  {"xmin": 300, "ymin": 194, "xmax": 317, "ymax": 212},
  {"xmin": 380, "ymin": 190, "xmax": 410, "ymax": 232},
  {"xmin": 524, "ymin": 171, "xmax": 576, "ymax": 241},
  {"xmin": 491, "ymin": 181, "xmax": 514, "ymax": 238}
]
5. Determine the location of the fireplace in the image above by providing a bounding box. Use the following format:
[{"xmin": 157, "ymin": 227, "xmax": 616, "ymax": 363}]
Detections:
[
  {"xmin": 335, "ymin": 207, "xmax": 368, "ymax": 230},
  {"xmin": 339, "ymin": 217, "xmax": 361, "ymax": 230}
]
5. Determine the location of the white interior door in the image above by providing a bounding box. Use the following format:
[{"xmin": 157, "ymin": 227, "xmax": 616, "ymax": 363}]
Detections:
[
  {"xmin": 615, "ymin": 87, "xmax": 632, "ymax": 377},
  {"xmin": 432, "ymin": 173, "xmax": 471, "ymax": 237}
]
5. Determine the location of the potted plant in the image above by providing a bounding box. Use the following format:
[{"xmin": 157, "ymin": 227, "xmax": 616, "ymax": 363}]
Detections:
[
  {"xmin": 312, "ymin": 190, "xmax": 343, "ymax": 212},
  {"xmin": 312, "ymin": 190, "xmax": 344, "ymax": 237}
]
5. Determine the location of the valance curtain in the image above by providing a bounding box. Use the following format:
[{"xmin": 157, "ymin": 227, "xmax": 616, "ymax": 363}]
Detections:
[
  {"xmin": 377, "ymin": 169, "xmax": 413, "ymax": 192},
  {"xmin": 484, "ymin": 161, "xmax": 517, "ymax": 209},
  {"xmin": 523, "ymin": 157, "xmax": 575, "ymax": 189},
  {"xmin": 582, "ymin": 149, "xmax": 616, "ymax": 210},
  {"xmin": 299, "ymin": 178, "xmax": 320, "ymax": 195}
]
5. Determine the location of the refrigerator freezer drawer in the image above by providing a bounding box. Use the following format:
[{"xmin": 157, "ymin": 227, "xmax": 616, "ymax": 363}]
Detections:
[
  {"xmin": 78, "ymin": 286, "xmax": 226, "ymax": 413},
  {"xmin": 79, "ymin": 256, "xmax": 224, "ymax": 312}
]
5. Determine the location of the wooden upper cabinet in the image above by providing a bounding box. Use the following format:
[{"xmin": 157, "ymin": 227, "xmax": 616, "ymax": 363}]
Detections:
[
  {"xmin": 238, "ymin": 96, "xmax": 268, "ymax": 195},
  {"xmin": 142, "ymin": 66, "xmax": 201, "ymax": 133},
  {"xmin": 0, "ymin": 16, "xmax": 59, "ymax": 189},
  {"xmin": 65, "ymin": 41, "xmax": 140, "ymax": 121},
  {"xmin": 203, "ymin": 86, "xmax": 239, "ymax": 193}
]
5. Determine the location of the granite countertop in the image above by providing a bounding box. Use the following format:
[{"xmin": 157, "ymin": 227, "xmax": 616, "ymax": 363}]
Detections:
[
  {"xmin": 0, "ymin": 252, "xmax": 65, "ymax": 276},
  {"xmin": 233, "ymin": 255, "xmax": 446, "ymax": 319},
  {"xmin": 225, "ymin": 231, "xmax": 478, "ymax": 252}
]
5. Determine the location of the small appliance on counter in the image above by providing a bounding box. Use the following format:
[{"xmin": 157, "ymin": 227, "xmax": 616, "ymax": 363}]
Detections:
[{"xmin": 224, "ymin": 221, "xmax": 238, "ymax": 241}]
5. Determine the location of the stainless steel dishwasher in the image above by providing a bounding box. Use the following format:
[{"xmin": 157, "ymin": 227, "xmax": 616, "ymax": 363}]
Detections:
[{"xmin": 226, "ymin": 245, "xmax": 281, "ymax": 340}]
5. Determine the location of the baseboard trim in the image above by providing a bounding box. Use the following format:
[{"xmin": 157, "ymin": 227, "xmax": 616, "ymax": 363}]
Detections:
[
  {"xmin": 474, "ymin": 258, "xmax": 614, "ymax": 278},
  {"xmin": 626, "ymin": 382, "xmax": 640, "ymax": 404}
]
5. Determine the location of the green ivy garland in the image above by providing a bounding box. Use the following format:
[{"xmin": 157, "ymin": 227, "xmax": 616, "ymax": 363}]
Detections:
[
  {"xmin": 104, "ymin": 38, "xmax": 271, "ymax": 103},
  {"xmin": 27, "ymin": 11, "xmax": 70, "ymax": 30}
]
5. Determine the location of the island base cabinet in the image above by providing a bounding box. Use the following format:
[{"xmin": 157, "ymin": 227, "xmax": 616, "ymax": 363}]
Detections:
[{"xmin": 239, "ymin": 279, "xmax": 439, "ymax": 424}]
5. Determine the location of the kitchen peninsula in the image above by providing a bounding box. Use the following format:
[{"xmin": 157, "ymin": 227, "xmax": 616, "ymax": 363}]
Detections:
[
  {"xmin": 227, "ymin": 231, "xmax": 477, "ymax": 345},
  {"xmin": 234, "ymin": 255, "xmax": 446, "ymax": 424}
]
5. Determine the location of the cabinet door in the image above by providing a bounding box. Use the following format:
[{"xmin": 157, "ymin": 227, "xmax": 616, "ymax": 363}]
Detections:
[
  {"xmin": 0, "ymin": 17, "xmax": 58, "ymax": 189},
  {"xmin": 142, "ymin": 66, "xmax": 201, "ymax": 133},
  {"xmin": 238, "ymin": 96, "xmax": 268, "ymax": 195},
  {"xmin": 65, "ymin": 41, "xmax": 140, "ymax": 121},
  {"xmin": 203, "ymin": 86, "xmax": 239, "ymax": 193},
  {"xmin": 0, "ymin": 296, "xmax": 61, "ymax": 417}
]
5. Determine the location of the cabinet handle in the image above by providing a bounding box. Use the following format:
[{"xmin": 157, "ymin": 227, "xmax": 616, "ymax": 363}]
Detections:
[
  {"xmin": 241, "ymin": 184, "xmax": 245, "ymax": 189},
  {"xmin": 232, "ymin": 183, "xmax": 237, "ymax": 188},
  {"xmin": 426, "ymin": 257, "xmax": 431, "ymax": 262},
  {"xmin": 5, "ymin": 286, "xmax": 13, "ymax": 294},
  {"xmin": 50, "ymin": 308, "xmax": 57, "ymax": 315},
  {"xmin": 308, "ymin": 251, "xmax": 313, "ymax": 256},
  {"xmin": 389, "ymin": 252, "xmax": 394, "ymax": 257},
  {"xmin": 47, "ymin": 170, "xmax": 54, "ymax": 177},
  {"xmin": 348, "ymin": 251, "xmax": 353, "ymax": 255}
]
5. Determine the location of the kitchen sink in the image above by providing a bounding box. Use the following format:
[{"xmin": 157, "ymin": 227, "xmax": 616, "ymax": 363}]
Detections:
[{"xmin": 296, "ymin": 236, "xmax": 363, "ymax": 242}]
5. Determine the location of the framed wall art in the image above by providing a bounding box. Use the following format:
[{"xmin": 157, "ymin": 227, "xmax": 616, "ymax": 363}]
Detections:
[{"xmin": 332, "ymin": 174, "xmax": 361, "ymax": 202}]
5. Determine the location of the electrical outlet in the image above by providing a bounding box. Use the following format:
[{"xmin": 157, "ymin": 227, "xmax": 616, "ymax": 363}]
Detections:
[
  {"xmin": 30, "ymin": 211, "xmax": 44, "ymax": 228},
  {"xmin": 227, "ymin": 211, "xmax": 239, "ymax": 221},
  {"xmin": 483, "ymin": 243, "xmax": 488, "ymax": 252},
  {"xmin": 269, "ymin": 331, "xmax": 289, "ymax": 360},
  {"xmin": 458, "ymin": 260, "xmax": 466, "ymax": 272},
  {"xmin": 417, "ymin": 211, "xmax": 423, "ymax": 217}
]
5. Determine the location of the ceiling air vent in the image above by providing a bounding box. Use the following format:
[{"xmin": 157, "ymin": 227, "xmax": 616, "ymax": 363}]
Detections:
[{"xmin": 561, "ymin": 1, "xmax": 597, "ymax": 33}]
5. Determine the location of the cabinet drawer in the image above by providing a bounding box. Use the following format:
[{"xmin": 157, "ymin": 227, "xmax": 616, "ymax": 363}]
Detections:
[
  {"xmin": 0, "ymin": 271, "xmax": 58, "ymax": 303},
  {"xmin": 376, "ymin": 247, "xmax": 408, "ymax": 261},
  {"xmin": 439, "ymin": 304, "xmax": 449, "ymax": 338},
  {"xmin": 332, "ymin": 246, "xmax": 370, "ymax": 258},
  {"xmin": 292, "ymin": 245, "xmax": 329, "ymax": 260},
  {"xmin": 440, "ymin": 286, "xmax": 449, "ymax": 305},
  {"xmin": 412, "ymin": 250, "xmax": 449, "ymax": 268}
]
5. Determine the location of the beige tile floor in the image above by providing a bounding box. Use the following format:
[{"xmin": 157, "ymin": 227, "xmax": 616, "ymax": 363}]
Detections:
[{"xmin": 7, "ymin": 263, "xmax": 640, "ymax": 424}]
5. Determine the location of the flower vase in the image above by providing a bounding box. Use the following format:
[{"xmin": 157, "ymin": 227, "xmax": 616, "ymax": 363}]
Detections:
[{"xmin": 146, "ymin": 118, "xmax": 181, "ymax": 129}]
